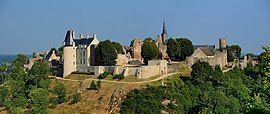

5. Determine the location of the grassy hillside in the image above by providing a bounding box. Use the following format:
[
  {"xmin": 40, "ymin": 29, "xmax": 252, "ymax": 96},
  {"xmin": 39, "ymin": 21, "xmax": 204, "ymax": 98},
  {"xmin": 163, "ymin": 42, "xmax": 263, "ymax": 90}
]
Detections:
[
  {"xmin": 49, "ymin": 62, "xmax": 191, "ymax": 114},
  {"xmin": 49, "ymin": 78, "xmax": 147, "ymax": 114}
]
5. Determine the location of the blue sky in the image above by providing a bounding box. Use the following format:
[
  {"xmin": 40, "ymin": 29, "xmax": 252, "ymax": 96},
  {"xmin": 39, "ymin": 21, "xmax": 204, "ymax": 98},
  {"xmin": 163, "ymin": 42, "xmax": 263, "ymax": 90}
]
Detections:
[{"xmin": 0, "ymin": 0, "xmax": 269, "ymax": 55}]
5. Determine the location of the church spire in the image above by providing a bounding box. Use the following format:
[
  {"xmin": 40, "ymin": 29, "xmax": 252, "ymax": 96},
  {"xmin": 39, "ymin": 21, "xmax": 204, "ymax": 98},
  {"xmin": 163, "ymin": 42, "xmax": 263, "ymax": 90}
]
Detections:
[
  {"xmin": 161, "ymin": 21, "xmax": 168, "ymax": 43},
  {"xmin": 163, "ymin": 21, "xmax": 167, "ymax": 33}
]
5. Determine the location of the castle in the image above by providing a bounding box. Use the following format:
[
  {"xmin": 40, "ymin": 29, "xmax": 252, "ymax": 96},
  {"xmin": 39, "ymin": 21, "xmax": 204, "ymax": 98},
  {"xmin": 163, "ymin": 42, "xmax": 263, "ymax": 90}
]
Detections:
[
  {"xmin": 62, "ymin": 22, "xmax": 169, "ymax": 78},
  {"xmin": 62, "ymin": 22, "xmax": 235, "ymax": 78},
  {"xmin": 63, "ymin": 30, "xmax": 99, "ymax": 76}
]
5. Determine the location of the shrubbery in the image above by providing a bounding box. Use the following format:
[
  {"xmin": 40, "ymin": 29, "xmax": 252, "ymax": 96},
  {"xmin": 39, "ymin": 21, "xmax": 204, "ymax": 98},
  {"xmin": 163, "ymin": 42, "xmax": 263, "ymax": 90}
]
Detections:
[
  {"xmin": 88, "ymin": 81, "xmax": 98, "ymax": 90},
  {"xmin": 53, "ymin": 82, "xmax": 67, "ymax": 104},
  {"xmin": 87, "ymin": 80, "xmax": 102, "ymax": 91},
  {"xmin": 113, "ymin": 74, "xmax": 125, "ymax": 80},
  {"xmin": 71, "ymin": 92, "xmax": 81, "ymax": 104},
  {"xmin": 98, "ymin": 72, "xmax": 109, "ymax": 79}
]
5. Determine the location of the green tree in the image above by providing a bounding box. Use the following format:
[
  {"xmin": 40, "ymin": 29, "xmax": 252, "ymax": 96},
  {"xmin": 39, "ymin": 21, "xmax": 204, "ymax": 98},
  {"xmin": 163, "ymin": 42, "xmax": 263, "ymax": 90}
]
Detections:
[
  {"xmin": 166, "ymin": 38, "xmax": 181, "ymax": 61},
  {"xmin": 143, "ymin": 37, "xmax": 154, "ymax": 42},
  {"xmin": 98, "ymin": 72, "xmax": 109, "ymax": 79},
  {"xmin": 190, "ymin": 61, "xmax": 213, "ymax": 84},
  {"xmin": 3, "ymin": 97, "xmax": 12, "ymax": 109},
  {"xmin": 96, "ymin": 79, "xmax": 101, "ymax": 89},
  {"xmin": 53, "ymin": 82, "xmax": 67, "ymax": 103},
  {"xmin": 227, "ymin": 45, "xmax": 242, "ymax": 62},
  {"xmin": 177, "ymin": 38, "xmax": 194, "ymax": 61},
  {"xmin": 258, "ymin": 46, "xmax": 270, "ymax": 95},
  {"xmin": 12, "ymin": 54, "xmax": 27, "ymax": 68},
  {"xmin": 0, "ymin": 64, "xmax": 8, "ymax": 72},
  {"xmin": 28, "ymin": 88, "xmax": 49, "ymax": 114},
  {"xmin": 259, "ymin": 46, "xmax": 270, "ymax": 77},
  {"xmin": 58, "ymin": 46, "xmax": 63, "ymax": 55},
  {"xmin": 112, "ymin": 41, "xmax": 124, "ymax": 54},
  {"xmin": 88, "ymin": 81, "xmax": 98, "ymax": 90},
  {"xmin": 94, "ymin": 40, "xmax": 118, "ymax": 66},
  {"xmin": 166, "ymin": 38, "xmax": 194, "ymax": 61},
  {"xmin": 0, "ymin": 86, "xmax": 9, "ymax": 106},
  {"xmin": 11, "ymin": 107, "xmax": 24, "ymax": 114},
  {"xmin": 28, "ymin": 61, "xmax": 49, "ymax": 77},
  {"xmin": 227, "ymin": 47, "xmax": 235, "ymax": 62},
  {"xmin": 141, "ymin": 40, "xmax": 158, "ymax": 64},
  {"xmin": 230, "ymin": 45, "xmax": 242, "ymax": 58},
  {"xmin": 71, "ymin": 92, "xmax": 81, "ymax": 104},
  {"xmin": 26, "ymin": 61, "xmax": 50, "ymax": 90},
  {"xmin": 11, "ymin": 95, "xmax": 27, "ymax": 108}
]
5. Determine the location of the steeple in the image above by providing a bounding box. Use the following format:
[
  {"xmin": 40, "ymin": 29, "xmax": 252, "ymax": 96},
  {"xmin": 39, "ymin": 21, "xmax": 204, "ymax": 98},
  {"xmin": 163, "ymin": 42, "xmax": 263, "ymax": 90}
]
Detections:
[
  {"xmin": 163, "ymin": 21, "xmax": 167, "ymax": 33},
  {"xmin": 161, "ymin": 21, "xmax": 168, "ymax": 43}
]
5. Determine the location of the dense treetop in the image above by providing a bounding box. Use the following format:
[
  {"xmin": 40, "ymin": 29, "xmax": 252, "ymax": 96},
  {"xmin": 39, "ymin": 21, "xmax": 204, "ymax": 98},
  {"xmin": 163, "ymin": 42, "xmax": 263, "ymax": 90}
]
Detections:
[
  {"xmin": 166, "ymin": 38, "xmax": 194, "ymax": 61},
  {"xmin": 94, "ymin": 40, "xmax": 118, "ymax": 66},
  {"xmin": 141, "ymin": 39, "xmax": 158, "ymax": 64}
]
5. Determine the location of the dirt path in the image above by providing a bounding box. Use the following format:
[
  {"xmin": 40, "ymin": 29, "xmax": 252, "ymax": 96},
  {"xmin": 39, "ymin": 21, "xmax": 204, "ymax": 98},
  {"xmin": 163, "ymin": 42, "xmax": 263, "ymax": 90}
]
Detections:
[{"xmin": 50, "ymin": 72, "xmax": 179, "ymax": 84}]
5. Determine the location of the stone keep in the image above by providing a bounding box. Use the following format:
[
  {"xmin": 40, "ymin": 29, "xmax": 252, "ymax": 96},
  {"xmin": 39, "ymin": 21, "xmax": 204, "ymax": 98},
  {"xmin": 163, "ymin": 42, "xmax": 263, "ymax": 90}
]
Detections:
[
  {"xmin": 131, "ymin": 38, "xmax": 142, "ymax": 61},
  {"xmin": 219, "ymin": 38, "xmax": 227, "ymax": 49}
]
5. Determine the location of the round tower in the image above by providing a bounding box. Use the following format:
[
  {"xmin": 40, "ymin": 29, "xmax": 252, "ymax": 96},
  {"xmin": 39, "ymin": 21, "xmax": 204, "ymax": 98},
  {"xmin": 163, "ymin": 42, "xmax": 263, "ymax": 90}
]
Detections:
[
  {"xmin": 219, "ymin": 38, "xmax": 227, "ymax": 49},
  {"xmin": 63, "ymin": 30, "xmax": 77, "ymax": 77}
]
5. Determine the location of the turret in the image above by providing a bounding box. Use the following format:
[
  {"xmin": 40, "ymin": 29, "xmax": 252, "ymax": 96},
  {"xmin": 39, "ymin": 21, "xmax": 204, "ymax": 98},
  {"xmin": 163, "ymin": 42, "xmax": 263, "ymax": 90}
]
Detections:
[{"xmin": 63, "ymin": 29, "xmax": 77, "ymax": 77}]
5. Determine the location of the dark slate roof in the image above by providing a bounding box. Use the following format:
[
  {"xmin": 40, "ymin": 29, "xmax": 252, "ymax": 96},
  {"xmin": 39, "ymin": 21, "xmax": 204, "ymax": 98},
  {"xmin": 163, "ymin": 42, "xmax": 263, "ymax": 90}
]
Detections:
[
  {"xmin": 44, "ymin": 49, "xmax": 61, "ymax": 60},
  {"xmin": 194, "ymin": 45, "xmax": 215, "ymax": 50},
  {"xmin": 74, "ymin": 38, "xmax": 94, "ymax": 46},
  {"xmin": 64, "ymin": 30, "xmax": 75, "ymax": 46},
  {"xmin": 128, "ymin": 60, "xmax": 143, "ymax": 65},
  {"xmin": 199, "ymin": 48, "xmax": 215, "ymax": 56}
]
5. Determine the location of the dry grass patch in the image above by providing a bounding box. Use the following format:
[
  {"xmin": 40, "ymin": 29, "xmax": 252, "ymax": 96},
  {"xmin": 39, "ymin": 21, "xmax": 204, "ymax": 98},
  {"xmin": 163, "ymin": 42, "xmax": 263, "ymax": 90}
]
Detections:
[
  {"xmin": 49, "ymin": 78, "xmax": 146, "ymax": 114},
  {"xmin": 65, "ymin": 74, "xmax": 96, "ymax": 80}
]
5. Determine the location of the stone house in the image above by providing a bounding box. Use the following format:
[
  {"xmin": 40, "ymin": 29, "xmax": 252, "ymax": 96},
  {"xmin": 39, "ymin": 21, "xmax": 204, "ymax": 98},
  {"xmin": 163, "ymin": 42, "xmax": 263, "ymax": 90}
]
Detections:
[{"xmin": 186, "ymin": 38, "xmax": 228, "ymax": 69}]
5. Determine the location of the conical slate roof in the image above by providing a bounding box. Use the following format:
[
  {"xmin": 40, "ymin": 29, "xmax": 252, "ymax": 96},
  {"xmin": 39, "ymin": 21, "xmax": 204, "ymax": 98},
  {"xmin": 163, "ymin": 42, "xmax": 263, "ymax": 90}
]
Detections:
[{"xmin": 64, "ymin": 30, "xmax": 75, "ymax": 46}]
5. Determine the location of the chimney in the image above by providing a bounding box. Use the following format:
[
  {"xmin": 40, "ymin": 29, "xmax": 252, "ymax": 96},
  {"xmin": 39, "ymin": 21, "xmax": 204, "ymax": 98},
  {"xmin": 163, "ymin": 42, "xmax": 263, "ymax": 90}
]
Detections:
[
  {"xmin": 86, "ymin": 34, "xmax": 90, "ymax": 39},
  {"xmin": 93, "ymin": 34, "xmax": 97, "ymax": 39},
  {"xmin": 80, "ymin": 34, "xmax": 83, "ymax": 39}
]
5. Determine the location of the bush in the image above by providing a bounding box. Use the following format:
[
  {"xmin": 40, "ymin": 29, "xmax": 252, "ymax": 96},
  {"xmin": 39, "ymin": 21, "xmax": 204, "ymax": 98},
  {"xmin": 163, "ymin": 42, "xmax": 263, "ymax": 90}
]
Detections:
[
  {"xmin": 49, "ymin": 97, "xmax": 58, "ymax": 109},
  {"xmin": 98, "ymin": 72, "xmax": 109, "ymax": 79},
  {"xmin": 71, "ymin": 92, "xmax": 81, "ymax": 104},
  {"xmin": 0, "ymin": 86, "xmax": 9, "ymax": 106},
  {"xmin": 96, "ymin": 79, "xmax": 101, "ymax": 89},
  {"xmin": 3, "ymin": 98, "xmax": 12, "ymax": 109},
  {"xmin": 11, "ymin": 107, "xmax": 24, "ymax": 114},
  {"xmin": 71, "ymin": 71, "xmax": 94, "ymax": 75},
  {"xmin": 53, "ymin": 82, "xmax": 67, "ymax": 104},
  {"xmin": 87, "ymin": 81, "xmax": 98, "ymax": 90},
  {"xmin": 113, "ymin": 74, "xmax": 125, "ymax": 80}
]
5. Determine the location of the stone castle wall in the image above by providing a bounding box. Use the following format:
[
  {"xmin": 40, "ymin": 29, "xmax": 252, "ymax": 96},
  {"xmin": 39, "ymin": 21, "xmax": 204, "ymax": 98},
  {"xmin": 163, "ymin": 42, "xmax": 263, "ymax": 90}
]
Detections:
[{"xmin": 76, "ymin": 60, "xmax": 168, "ymax": 79}]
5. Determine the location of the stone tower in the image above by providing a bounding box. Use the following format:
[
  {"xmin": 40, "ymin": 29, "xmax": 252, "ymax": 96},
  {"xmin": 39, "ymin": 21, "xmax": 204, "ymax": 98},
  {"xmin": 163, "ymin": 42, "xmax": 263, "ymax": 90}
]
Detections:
[
  {"xmin": 131, "ymin": 38, "xmax": 142, "ymax": 61},
  {"xmin": 63, "ymin": 29, "xmax": 77, "ymax": 77},
  {"xmin": 219, "ymin": 38, "xmax": 227, "ymax": 49},
  {"xmin": 218, "ymin": 38, "xmax": 228, "ymax": 68},
  {"xmin": 161, "ymin": 21, "xmax": 168, "ymax": 43}
]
